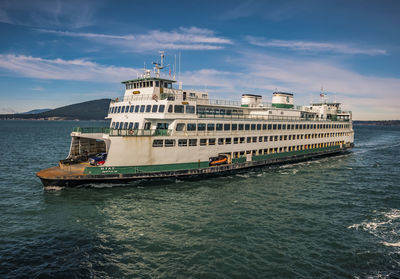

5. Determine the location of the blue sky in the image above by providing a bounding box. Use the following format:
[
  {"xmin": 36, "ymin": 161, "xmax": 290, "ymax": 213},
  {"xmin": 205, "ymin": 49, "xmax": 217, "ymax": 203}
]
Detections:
[{"xmin": 0, "ymin": 0, "xmax": 399, "ymax": 120}]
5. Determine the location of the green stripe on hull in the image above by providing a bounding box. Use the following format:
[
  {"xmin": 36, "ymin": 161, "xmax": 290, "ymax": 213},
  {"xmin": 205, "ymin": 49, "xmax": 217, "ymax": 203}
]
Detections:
[
  {"xmin": 85, "ymin": 161, "xmax": 209, "ymax": 175},
  {"xmin": 271, "ymin": 103, "xmax": 294, "ymax": 108}
]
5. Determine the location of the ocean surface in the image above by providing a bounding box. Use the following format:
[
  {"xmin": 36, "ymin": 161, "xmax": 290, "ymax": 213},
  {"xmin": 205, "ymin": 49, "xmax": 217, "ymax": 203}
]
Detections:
[{"xmin": 0, "ymin": 120, "xmax": 399, "ymax": 279}]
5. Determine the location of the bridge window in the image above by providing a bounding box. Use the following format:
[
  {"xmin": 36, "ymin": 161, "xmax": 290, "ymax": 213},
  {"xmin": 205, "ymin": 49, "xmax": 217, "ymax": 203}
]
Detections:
[
  {"xmin": 174, "ymin": 105, "xmax": 184, "ymax": 113},
  {"xmin": 186, "ymin": 105, "xmax": 195, "ymax": 114}
]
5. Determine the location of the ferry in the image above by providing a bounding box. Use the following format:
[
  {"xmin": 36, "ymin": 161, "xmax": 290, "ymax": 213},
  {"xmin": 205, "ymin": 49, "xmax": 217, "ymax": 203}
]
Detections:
[{"xmin": 37, "ymin": 53, "xmax": 354, "ymax": 187}]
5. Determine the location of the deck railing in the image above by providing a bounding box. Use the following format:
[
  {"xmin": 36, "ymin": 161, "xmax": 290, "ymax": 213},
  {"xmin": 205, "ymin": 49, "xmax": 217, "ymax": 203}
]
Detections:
[
  {"xmin": 72, "ymin": 127, "xmax": 110, "ymax": 134},
  {"xmin": 109, "ymin": 129, "xmax": 171, "ymax": 137}
]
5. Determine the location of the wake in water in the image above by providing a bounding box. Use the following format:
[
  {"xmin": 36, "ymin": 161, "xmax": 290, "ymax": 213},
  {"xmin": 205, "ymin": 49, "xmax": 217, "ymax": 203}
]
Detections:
[{"xmin": 348, "ymin": 209, "xmax": 400, "ymax": 248}]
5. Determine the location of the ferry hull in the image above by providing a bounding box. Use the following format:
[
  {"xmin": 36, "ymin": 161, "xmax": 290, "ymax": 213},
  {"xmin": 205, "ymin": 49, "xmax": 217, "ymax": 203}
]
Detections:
[{"xmin": 37, "ymin": 146, "xmax": 353, "ymax": 188}]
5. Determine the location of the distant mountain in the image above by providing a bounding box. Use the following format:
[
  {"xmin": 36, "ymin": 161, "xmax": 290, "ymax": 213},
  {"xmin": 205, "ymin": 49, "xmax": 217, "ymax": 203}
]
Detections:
[
  {"xmin": 21, "ymin": 109, "xmax": 51, "ymax": 114},
  {"xmin": 353, "ymin": 120, "xmax": 400, "ymax": 126},
  {"xmin": 0, "ymin": 99, "xmax": 111, "ymax": 120}
]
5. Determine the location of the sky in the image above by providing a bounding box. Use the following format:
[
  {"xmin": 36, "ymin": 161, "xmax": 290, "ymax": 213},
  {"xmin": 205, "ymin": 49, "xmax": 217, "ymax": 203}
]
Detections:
[{"xmin": 0, "ymin": 0, "xmax": 399, "ymax": 120}]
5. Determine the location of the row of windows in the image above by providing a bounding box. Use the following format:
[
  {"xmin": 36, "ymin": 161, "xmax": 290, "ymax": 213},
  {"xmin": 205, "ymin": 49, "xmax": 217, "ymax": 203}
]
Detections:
[
  {"xmin": 125, "ymin": 80, "xmax": 173, "ymax": 90},
  {"xmin": 109, "ymin": 104, "xmax": 195, "ymax": 114},
  {"xmin": 176, "ymin": 122, "xmax": 351, "ymax": 131},
  {"xmin": 230, "ymin": 141, "xmax": 345, "ymax": 158},
  {"xmin": 152, "ymin": 134, "xmax": 350, "ymax": 147}
]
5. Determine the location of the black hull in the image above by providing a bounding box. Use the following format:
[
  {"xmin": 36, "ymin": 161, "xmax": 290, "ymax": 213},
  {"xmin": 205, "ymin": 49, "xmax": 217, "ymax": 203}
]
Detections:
[{"xmin": 38, "ymin": 147, "xmax": 352, "ymax": 188}]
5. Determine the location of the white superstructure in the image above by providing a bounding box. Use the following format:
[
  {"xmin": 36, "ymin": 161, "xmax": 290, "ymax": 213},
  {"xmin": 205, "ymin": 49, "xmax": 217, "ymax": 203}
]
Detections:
[{"xmin": 67, "ymin": 54, "xmax": 354, "ymax": 174}]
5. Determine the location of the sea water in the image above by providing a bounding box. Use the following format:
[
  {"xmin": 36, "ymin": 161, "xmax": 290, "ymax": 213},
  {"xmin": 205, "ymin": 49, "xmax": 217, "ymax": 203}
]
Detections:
[{"xmin": 0, "ymin": 120, "xmax": 399, "ymax": 278}]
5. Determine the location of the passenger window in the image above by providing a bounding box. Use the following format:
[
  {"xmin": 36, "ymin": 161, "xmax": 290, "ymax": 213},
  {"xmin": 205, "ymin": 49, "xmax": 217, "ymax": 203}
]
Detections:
[
  {"xmin": 134, "ymin": 122, "xmax": 139, "ymax": 129},
  {"xmin": 209, "ymin": 138, "xmax": 216, "ymax": 145},
  {"xmin": 232, "ymin": 124, "xmax": 237, "ymax": 130},
  {"xmin": 239, "ymin": 124, "xmax": 244, "ymax": 130},
  {"xmin": 117, "ymin": 106, "xmax": 121, "ymax": 113},
  {"xmin": 251, "ymin": 124, "xmax": 256, "ymax": 130},
  {"xmin": 216, "ymin": 124, "xmax": 223, "ymax": 131},
  {"xmin": 245, "ymin": 124, "xmax": 250, "ymax": 130},
  {"xmin": 152, "ymin": 105, "xmax": 158, "ymax": 112},
  {"xmin": 144, "ymin": 122, "xmax": 151, "ymax": 130},
  {"xmin": 224, "ymin": 124, "xmax": 230, "ymax": 131},
  {"xmin": 207, "ymin": 123, "xmax": 215, "ymax": 131},
  {"xmin": 198, "ymin": 123, "xmax": 206, "ymax": 131},
  {"xmin": 135, "ymin": 106, "xmax": 140, "ymax": 113},
  {"xmin": 140, "ymin": 105, "xmax": 145, "ymax": 112},
  {"xmin": 152, "ymin": 140, "xmax": 163, "ymax": 147},
  {"xmin": 176, "ymin": 123, "xmax": 185, "ymax": 131},
  {"xmin": 159, "ymin": 105, "xmax": 165, "ymax": 112},
  {"xmin": 189, "ymin": 139, "xmax": 197, "ymax": 146},
  {"xmin": 168, "ymin": 105, "xmax": 173, "ymax": 113},
  {"xmin": 157, "ymin": 123, "xmax": 169, "ymax": 129},
  {"xmin": 187, "ymin": 123, "xmax": 196, "ymax": 131},
  {"xmin": 200, "ymin": 139, "xmax": 207, "ymax": 146},
  {"xmin": 128, "ymin": 122, "xmax": 133, "ymax": 129},
  {"xmin": 165, "ymin": 140, "xmax": 175, "ymax": 147},
  {"xmin": 178, "ymin": 139, "xmax": 188, "ymax": 146},
  {"xmin": 130, "ymin": 106, "xmax": 134, "ymax": 113}
]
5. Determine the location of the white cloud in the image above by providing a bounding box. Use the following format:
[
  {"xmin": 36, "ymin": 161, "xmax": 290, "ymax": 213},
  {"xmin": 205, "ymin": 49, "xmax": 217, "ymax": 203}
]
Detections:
[
  {"xmin": 0, "ymin": 52, "xmax": 399, "ymax": 120},
  {"xmin": 246, "ymin": 36, "xmax": 387, "ymax": 55},
  {"xmin": 0, "ymin": 0, "xmax": 99, "ymax": 28},
  {"xmin": 179, "ymin": 52, "xmax": 400, "ymax": 120},
  {"xmin": 0, "ymin": 54, "xmax": 140, "ymax": 82},
  {"xmin": 38, "ymin": 27, "xmax": 233, "ymax": 51}
]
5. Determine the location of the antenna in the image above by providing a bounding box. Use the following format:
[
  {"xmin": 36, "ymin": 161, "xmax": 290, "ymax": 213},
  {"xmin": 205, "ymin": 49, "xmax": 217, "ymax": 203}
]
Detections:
[
  {"xmin": 178, "ymin": 51, "xmax": 181, "ymax": 81},
  {"xmin": 152, "ymin": 51, "xmax": 169, "ymax": 78},
  {"xmin": 173, "ymin": 54, "xmax": 176, "ymax": 80}
]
